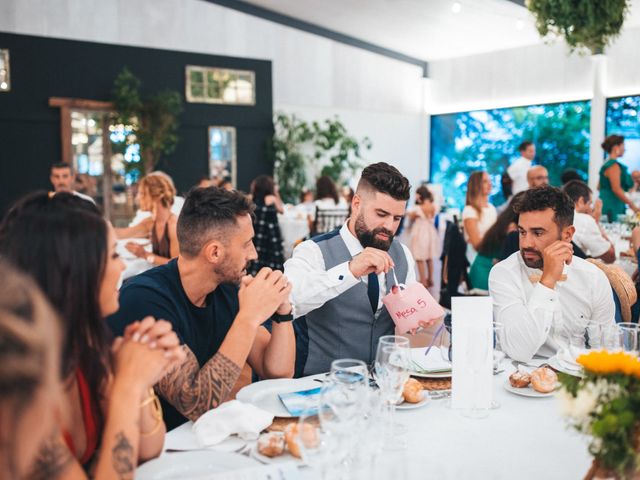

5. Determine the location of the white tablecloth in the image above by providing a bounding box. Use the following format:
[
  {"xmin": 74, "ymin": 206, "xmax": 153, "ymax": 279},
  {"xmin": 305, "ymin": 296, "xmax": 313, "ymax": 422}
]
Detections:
[
  {"xmin": 117, "ymin": 239, "xmax": 153, "ymax": 280},
  {"xmin": 279, "ymin": 214, "xmax": 309, "ymax": 259},
  {"xmin": 161, "ymin": 368, "xmax": 591, "ymax": 480}
]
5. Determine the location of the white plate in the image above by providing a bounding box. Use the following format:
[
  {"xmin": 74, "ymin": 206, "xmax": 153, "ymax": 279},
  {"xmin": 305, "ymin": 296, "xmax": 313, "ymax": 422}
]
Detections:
[
  {"xmin": 236, "ymin": 376, "xmax": 324, "ymax": 418},
  {"xmin": 503, "ymin": 380, "xmax": 556, "ymax": 398},
  {"xmin": 547, "ymin": 356, "xmax": 584, "ymax": 377},
  {"xmin": 409, "ymin": 370, "xmax": 451, "ymax": 379},
  {"xmin": 136, "ymin": 451, "xmax": 260, "ymax": 479},
  {"xmin": 396, "ymin": 391, "xmax": 429, "ymax": 410}
]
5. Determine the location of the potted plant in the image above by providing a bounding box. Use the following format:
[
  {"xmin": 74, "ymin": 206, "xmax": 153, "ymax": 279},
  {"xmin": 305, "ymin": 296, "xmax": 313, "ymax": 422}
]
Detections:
[{"xmin": 527, "ymin": 0, "xmax": 630, "ymax": 54}]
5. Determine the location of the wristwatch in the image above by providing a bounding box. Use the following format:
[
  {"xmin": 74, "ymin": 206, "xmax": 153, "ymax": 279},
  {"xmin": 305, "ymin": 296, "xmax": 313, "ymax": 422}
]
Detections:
[{"xmin": 272, "ymin": 312, "xmax": 294, "ymax": 323}]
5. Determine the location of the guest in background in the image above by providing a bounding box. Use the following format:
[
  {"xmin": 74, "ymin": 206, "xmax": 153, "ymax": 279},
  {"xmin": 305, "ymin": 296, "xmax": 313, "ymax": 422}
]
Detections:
[
  {"xmin": 599, "ymin": 135, "xmax": 638, "ymax": 221},
  {"xmin": 491, "ymin": 171, "xmax": 513, "ymax": 212},
  {"xmin": 49, "ymin": 162, "xmax": 95, "ymax": 204},
  {"xmin": 297, "ymin": 189, "xmax": 316, "ymax": 216},
  {"xmin": 507, "ymin": 141, "xmax": 536, "ymax": 194},
  {"xmin": 342, "ymin": 185, "xmax": 355, "ymax": 205},
  {"xmin": 462, "ymin": 170, "xmax": 497, "ymax": 251},
  {"xmin": 0, "ymin": 261, "xmax": 62, "ymax": 479},
  {"xmin": 197, "ymin": 176, "xmax": 214, "ymax": 188},
  {"xmin": 310, "ymin": 175, "xmax": 350, "ymax": 235},
  {"xmin": 489, "ymin": 186, "xmax": 615, "ymax": 362},
  {"xmin": 527, "ymin": 165, "xmax": 549, "ymax": 188},
  {"xmin": 469, "ymin": 192, "xmax": 522, "ymax": 291},
  {"xmin": 117, "ymin": 173, "xmax": 179, "ymax": 266},
  {"xmin": 108, "ymin": 187, "xmax": 294, "ymax": 430},
  {"xmin": 0, "ymin": 192, "xmax": 184, "ymax": 478},
  {"xmin": 219, "ymin": 177, "xmax": 234, "ymax": 191},
  {"xmin": 128, "ymin": 171, "xmax": 184, "ymax": 225},
  {"xmin": 249, "ymin": 176, "xmax": 285, "ymax": 274},
  {"xmin": 563, "ymin": 180, "xmax": 615, "ymax": 263},
  {"xmin": 561, "ymin": 168, "xmax": 584, "ymax": 185},
  {"xmin": 407, "ymin": 185, "xmax": 439, "ymax": 288}
]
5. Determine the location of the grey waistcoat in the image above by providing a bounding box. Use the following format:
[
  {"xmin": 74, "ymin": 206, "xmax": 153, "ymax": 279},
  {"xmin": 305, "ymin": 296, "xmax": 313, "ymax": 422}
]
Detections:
[{"xmin": 303, "ymin": 230, "xmax": 409, "ymax": 375}]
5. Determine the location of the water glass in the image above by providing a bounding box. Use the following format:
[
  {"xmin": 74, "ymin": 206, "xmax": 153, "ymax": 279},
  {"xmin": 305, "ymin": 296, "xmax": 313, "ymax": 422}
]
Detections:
[
  {"xmin": 618, "ymin": 322, "xmax": 639, "ymax": 354},
  {"xmin": 295, "ymin": 411, "xmax": 338, "ymax": 480},
  {"xmin": 461, "ymin": 325, "xmax": 491, "ymax": 419}
]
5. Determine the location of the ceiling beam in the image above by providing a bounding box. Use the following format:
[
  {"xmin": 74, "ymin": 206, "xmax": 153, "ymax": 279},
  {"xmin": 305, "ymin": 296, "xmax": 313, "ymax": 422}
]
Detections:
[{"xmin": 202, "ymin": 0, "xmax": 429, "ymax": 77}]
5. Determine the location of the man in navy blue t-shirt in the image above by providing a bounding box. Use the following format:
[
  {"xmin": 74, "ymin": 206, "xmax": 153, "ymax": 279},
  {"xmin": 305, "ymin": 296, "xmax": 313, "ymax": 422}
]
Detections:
[{"xmin": 108, "ymin": 187, "xmax": 295, "ymax": 430}]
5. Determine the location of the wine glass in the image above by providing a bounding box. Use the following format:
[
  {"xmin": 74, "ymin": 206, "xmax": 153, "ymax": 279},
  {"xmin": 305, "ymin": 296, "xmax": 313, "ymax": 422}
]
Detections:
[
  {"xmin": 374, "ymin": 335, "xmax": 410, "ymax": 448},
  {"xmin": 295, "ymin": 411, "xmax": 337, "ymax": 480},
  {"xmin": 491, "ymin": 321, "xmax": 505, "ymax": 409},
  {"xmin": 461, "ymin": 325, "xmax": 491, "ymax": 419},
  {"xmin": 618, "ymin": 323, "xmax": 639, "ymax": 354}
]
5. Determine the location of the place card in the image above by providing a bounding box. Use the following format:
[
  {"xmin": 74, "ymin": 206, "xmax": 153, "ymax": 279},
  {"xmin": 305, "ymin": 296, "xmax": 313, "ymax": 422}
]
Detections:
[{"xmin": 451, "ymin": 296, "xmax": 493, "ymax": 410}]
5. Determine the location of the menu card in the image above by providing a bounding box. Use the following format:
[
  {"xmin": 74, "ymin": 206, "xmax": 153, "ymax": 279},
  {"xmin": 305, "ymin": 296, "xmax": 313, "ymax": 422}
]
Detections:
[{"xmin": 451, "ymin": 296, "xmax": 493, "ymax": 410}]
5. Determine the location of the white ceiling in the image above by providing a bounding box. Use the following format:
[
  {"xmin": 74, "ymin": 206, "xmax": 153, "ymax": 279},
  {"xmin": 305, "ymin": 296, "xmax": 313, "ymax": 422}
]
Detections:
[{"xmin": 241, "ymin": 0, "xmax": 640, "ymax": 61}]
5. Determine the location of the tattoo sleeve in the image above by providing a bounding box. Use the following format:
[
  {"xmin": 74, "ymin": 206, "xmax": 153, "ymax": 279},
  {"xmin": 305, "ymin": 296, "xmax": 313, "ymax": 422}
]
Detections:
[
  {"xmin": 111, "ymin": 431, "xmax": 134, "ymax": 480},
  {"xmin": 28, "ymin": 434, "xmax": 73, "ymax": 480},
  {"xmin": 156, "ymin": 347, "xmax": 242, "ymax": 421}
]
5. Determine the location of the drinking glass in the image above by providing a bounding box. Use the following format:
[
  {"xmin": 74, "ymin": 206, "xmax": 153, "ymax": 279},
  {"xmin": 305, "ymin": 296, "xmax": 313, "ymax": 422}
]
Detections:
[
  {"xmin": 374, "ymin": 335, "xmax": 410, "ymax": 447},
  {"xmin": 618, "ymin": 322, "xmax": 639, "ymax": 354},
  {"xmin": 491, "ymin": 321, "xmax": 505, "ymax": 409},
  {"xmin": 295, "ymin": 411, "xmax": 338, "ymax": 480},
  {"xmin": 439, "ymin": 322, "xmax": 453, "ymax": 365}
]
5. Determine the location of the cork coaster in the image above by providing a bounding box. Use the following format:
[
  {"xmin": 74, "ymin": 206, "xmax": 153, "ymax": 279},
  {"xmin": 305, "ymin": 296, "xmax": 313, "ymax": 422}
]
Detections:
[{"xmin": 412, "ymin": 377, "xmax": 451, "ymax": 391}]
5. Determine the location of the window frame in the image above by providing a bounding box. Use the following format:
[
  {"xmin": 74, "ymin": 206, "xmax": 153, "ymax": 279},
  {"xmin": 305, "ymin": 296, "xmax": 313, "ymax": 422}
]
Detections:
[{"xmin": 185, "ymin": 65, "xmax": 256, "ymax": 106}]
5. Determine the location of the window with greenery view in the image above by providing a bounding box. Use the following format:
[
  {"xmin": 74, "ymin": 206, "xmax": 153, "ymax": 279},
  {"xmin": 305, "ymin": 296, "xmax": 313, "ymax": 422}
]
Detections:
[
  {"xmin": 186, "ymin": 66, "xmax": 255, "ymax": 105},
  {"xmin": 606, "ymin": 95, "xmax": 640, "ymax": 173},
  {"xmin": 430, "ymin": 100, "xmax": 591, "ymax": 209}
]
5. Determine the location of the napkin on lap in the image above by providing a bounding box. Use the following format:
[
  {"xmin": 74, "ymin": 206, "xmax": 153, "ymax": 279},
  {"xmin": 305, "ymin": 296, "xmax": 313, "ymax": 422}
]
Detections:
[{"xmin": 193, "ymin": 400, "xmax": 274, "ymax": 446}]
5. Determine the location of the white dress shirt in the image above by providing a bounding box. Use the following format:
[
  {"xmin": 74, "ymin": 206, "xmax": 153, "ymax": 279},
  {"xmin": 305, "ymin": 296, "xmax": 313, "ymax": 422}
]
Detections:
[
  {"xmin": 507, "ymin": 156, "xmax": 532, "ymax": 195},
  {"xmin": 284, "ymin": 223, "xmax": 417, "ymax": 318},
  {"xmin": 489, "ymin": 251, "xmax": 615, "ymax": 362},
  {"xmin": 572, "ymin": 211, "xmax": 612, "ymax": 258}
]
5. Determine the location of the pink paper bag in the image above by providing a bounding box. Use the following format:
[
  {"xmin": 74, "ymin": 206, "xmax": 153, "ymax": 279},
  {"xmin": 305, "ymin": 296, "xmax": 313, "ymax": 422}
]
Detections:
[{"xmin": 382, "ymin": 273, "xmax": 445, "ymax": 333}]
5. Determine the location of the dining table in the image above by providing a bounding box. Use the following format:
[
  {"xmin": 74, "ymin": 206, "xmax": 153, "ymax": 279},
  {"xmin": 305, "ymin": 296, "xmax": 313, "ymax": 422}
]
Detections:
[{"xmin": 150, "ymin": 366, "xmax": 592, "ymax": 480}]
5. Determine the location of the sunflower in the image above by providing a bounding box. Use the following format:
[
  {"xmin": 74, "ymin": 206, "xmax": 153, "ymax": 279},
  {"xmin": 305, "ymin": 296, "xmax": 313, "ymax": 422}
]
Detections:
[{"xmin": 577, "ymin": 351, "xmax": 640, "ymax": 378}]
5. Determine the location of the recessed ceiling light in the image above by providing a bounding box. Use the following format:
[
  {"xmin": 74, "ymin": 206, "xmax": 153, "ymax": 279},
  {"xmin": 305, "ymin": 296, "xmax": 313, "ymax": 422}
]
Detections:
[{"xmin": 452, "ymin": 2, "xmax": 462, "ymax": 14}]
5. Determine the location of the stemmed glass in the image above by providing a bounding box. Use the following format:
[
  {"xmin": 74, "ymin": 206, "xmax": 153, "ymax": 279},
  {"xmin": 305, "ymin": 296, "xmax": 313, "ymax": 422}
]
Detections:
[
  {"xmin": 491, "ymin": 321, "xmax": 505, "ymax": 409},
  {"xmin": 461, "ymin": 325, "xmax": 491, "ymax": 419},
  {"xmin": 374, "ymin": 335, "xmax": 410, "ymax": 447},
  {"xmin": 295, "ymin": 410, "xmax": 338, "ymax": 480}
]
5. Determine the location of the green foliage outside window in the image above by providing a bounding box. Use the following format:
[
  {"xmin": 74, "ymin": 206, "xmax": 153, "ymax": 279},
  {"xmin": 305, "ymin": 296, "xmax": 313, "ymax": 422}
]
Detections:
[{"xmin": 430, "ymin": 101, "xmax": 591, "ymax": 209}]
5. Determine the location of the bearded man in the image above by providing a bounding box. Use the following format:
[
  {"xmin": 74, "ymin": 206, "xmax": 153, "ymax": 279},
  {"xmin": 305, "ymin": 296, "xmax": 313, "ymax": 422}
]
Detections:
[
  {"xmin": 108, "ymin": 187, "xmax": 295, "ymax": 430},
  {"xmin": 489, "ymin": 186, "xmax": 615, "ymax": 362},
  {"xmin": 285, "ymin": 162, "xmax": 419, "ymax": 375}
]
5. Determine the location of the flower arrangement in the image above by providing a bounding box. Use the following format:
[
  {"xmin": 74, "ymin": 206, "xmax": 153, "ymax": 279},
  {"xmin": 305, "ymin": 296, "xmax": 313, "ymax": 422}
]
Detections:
[{"xmin": 558, "ymin": 351, "xmax": 640, "ymax": 478}]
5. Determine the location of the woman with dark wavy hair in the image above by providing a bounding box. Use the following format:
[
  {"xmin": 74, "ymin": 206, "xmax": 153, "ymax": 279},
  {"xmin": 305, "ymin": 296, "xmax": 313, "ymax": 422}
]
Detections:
[
  {"xmin": 599, "ymin": 134, "xmax": 638, "ymax": 221},
  {"xmin": 249, "ymin": 176, "xmax": 285, "ymax": 274},
  {"xmin": 0, "ymin": 192, "xmax": 184, "ymax": 479}
]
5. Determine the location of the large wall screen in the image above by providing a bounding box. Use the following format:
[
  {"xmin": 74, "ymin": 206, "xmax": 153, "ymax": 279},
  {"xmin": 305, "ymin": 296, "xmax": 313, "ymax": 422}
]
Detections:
[{"xmin": 606, "ymin": 95, "xmax": 640, "ymax": 173}]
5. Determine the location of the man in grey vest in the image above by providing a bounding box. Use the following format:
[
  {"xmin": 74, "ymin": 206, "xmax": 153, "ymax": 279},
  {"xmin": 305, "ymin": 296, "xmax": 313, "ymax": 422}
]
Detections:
[{"xmin": 285, "ymin": 163, "xmax": 417, "ymax": 375}]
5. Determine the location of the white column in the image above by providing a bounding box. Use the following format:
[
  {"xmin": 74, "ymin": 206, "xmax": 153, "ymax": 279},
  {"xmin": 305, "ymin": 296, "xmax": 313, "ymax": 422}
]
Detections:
[{"xmin": 589, "ymin": 54, "xmax": 607, "ymax": 191}]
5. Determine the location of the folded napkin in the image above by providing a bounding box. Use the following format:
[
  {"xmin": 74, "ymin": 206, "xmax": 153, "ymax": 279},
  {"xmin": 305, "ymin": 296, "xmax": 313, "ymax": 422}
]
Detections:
[
  {"xmin": 193, "ymin": 400, "xmax": 274, "ymax": 447},
  {"xmin": 553, "ymin": 349, "xmax": 583, "ymax": 373},
  {"xmin": 410, "ymin": 347, "xmax": 452, "ymax": 373}
]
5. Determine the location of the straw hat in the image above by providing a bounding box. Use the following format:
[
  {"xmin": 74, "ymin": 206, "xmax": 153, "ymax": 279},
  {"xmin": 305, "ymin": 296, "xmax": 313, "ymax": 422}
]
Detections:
[{"xmin": 586, "ymin": 259, "xmax": 637, "ymax": 323}]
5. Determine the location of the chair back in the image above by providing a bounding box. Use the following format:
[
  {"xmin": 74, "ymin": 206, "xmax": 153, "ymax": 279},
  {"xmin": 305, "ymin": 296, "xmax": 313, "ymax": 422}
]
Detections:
[{"xmin": 311, "ymin": 206, "xmax": 349, "ymax": 236}]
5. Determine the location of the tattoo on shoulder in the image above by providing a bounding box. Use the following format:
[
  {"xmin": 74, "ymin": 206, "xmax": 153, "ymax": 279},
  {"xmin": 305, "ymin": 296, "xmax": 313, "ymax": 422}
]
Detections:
[
  {"xmin": 112, "ymin": 431, "xmax": 134, "ymax": 480},
  {"xmin": 156, "ymin": 349, "xmax": 242, "ymax": 421},
  {"xmin": 29, "ymin": 434, "xmax": 73, "ymax": 480}
]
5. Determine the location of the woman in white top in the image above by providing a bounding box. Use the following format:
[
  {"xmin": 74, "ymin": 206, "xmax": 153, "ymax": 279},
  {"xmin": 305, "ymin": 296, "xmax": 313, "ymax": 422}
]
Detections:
[{"xmin": 462, "ymin": 170, "xmax": 497, "ymax": 251}]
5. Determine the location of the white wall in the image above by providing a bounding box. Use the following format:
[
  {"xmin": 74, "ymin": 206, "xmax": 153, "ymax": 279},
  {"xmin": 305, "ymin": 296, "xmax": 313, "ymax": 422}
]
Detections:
[{"xmin": 0, "ymin": 0, "xmax": 428, "ymax": 188}]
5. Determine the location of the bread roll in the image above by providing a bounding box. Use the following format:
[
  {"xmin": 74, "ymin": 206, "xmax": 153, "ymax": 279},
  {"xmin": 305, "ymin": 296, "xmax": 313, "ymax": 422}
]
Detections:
[
  {"xmin": 257, "ymin": 432, "xmax": 284, "ymax": 458},
  {"xmin": 402, "ymin": 378, "xmax": 424, "ymax": 403},
  {"xmin": 530, "ymin": 367, "xmax": 558, "ymax": 393},
  {"xmin": 284, "ymin": 423, "xmax": 318, "ymax": 458},
  {"xmin": 508, "ymin": 371, "xmax": 531, "ymax": 388}
]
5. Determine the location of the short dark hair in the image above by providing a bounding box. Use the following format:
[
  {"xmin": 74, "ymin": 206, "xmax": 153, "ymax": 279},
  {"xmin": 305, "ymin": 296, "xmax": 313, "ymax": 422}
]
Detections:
[
  {"xmin": 560, "ymin": 168, "xmax": 583, "ymax": 184},
  {"xmin": 518, "ymin": 141, "xmax": 534, "ymax": 153},
  {"xmin": 601, "ymin": 135, "xmax": 624, "ymax": 154},
  {"xmin": 51, "ymin": 162, "xmax": 73, "ymax": 172},
  {"xmin": 562, "ymin": 180, "xmax": 592, "ymax": 205},
  {"xmin": 416, "ymin": 185, "xmax": 433, "ymax": 203},
  {"xmin": 357, "ymin": 162, "xmax": 410, "ymax": 201},
  {"xmin": 513, "ymin": 185, "xmax": 574, "ymax": 228},
  {"xmin": 177, "ymin": 186, "xmax": 255, "ymax": 257}
]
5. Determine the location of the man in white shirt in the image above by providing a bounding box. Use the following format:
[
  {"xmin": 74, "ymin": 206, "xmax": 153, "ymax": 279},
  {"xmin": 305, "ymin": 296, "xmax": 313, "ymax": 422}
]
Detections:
[
  {"xmin": 507, "ymin": 141, "xmax": 536, "ymax": 194},
  {"xmin": 489, "ymin": 186, "xmax": 615, "ymax": 362},
  {"xmin": 284, "ymin": 162, "xmax": 420, "ymax": 375},
  {"xmin": 49, "ymin": 162, "xmax": 95, "ymax": 204},
  {"xmin": 562, "ymin": 180, "xmax": 615, "ymax": 263}
]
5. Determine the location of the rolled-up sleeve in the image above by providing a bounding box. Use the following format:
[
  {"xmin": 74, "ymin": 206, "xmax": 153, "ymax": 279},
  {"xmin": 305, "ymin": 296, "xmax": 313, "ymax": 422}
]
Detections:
[
  {"xmin": 284, "ymin": 240, "xmax": 360, "ymax": 318},
  {"xmin": 489, "ymin": 265, "xmax": 557, "ymax": 362}
]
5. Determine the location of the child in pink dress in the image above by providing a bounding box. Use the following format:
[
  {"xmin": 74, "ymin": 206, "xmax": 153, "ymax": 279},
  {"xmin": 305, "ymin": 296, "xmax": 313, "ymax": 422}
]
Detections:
[{"xmin": 407, "ymin": 186, "xmax": 440, "ymax": 288}]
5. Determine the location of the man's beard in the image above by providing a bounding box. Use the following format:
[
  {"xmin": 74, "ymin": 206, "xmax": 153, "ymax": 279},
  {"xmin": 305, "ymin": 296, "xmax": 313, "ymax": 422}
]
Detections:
[
  {"xmin": 215, "ymin": 258, "xmax": 251, "ymax": 285},
  {"xmin": 354, "ymin": 213, "xmax": 395, "ymax": 251},
  {"xmin": 520, "ymin": 247, "xmax": 543, "ymax": 269}
]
